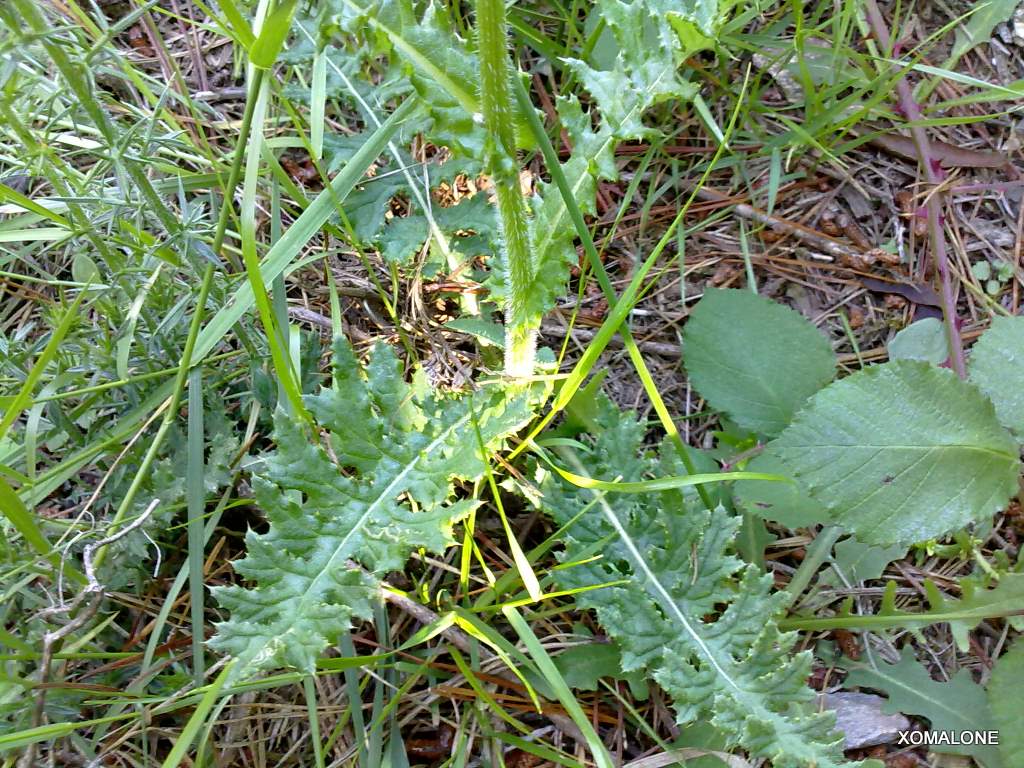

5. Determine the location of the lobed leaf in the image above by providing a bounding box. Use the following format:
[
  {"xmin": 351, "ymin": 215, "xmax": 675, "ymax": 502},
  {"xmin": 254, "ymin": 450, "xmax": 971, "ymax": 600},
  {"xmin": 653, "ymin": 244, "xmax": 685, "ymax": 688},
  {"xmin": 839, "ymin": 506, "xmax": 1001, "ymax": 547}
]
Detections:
[
  {"xmin": 844, "ymin": 647, "xmax": 1001, "ymax": 768},
  {"xmin": 562, "ymin": 0, "xmax": 711, "ymax": 139},
  {"xmin": 211, "ymin": 339, "xmax": 531, "ymax": 676},
  {"xmin": 988, "ymin": 638, "xmax": 1024, "ymax": 768},
  {"xmin": 821, "ymin": 538, "xmax": 905, "ymax": 587},
  {"xmin": 950, "ymin": 0, "xmax": 1019, "ymax": 64},
  {"xmin": 782, "ymin": 573, "xmax": 1024, "ymax": 642},
  {"xmin": 540, "ymin": 398, "xmax": 848, "ymax": 767}
]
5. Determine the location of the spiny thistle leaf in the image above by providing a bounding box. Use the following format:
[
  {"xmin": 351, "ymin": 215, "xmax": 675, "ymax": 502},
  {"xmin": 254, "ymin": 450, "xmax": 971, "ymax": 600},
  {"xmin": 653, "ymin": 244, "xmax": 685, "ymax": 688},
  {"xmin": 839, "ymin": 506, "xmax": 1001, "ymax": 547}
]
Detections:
[
  {"xmin": 491, "ymin": 0, "xmax": 730, "ymax": 333},
  {"xmin": 210, "ymin": 339, "xmax": 531, "ymax": 676},
  {"xmin": 328, "ymin": 0, "xmax": 531, "ymax": 158},
  {"xmin": 562, "ymin": 0, "xmax": 709, "ymax": 139},
  {"xmin": 538, "ymin": 398, "xmax": 849, "ymax": 767}
]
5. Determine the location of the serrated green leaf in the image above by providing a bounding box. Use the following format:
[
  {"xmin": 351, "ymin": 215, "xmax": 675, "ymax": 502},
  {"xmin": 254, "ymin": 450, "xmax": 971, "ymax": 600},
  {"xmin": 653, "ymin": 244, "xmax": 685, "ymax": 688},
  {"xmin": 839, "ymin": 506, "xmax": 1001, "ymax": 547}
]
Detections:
[
  {"xmin": 564, "ymin": 0, "xmax": 714, "ymax": 139},
  {"xmin": 969, "ymin": 316, "xmax": 1024, "ymax": 436},
  {"xmin": 844, "ymin": 647, "xmax": 1001, "ymax": 768},
  {"xmin": 683, "ymin": 289, "xmax": 836, "ymax": 436},
  {"xmin": 988, "ymin": 639, "xmax": 1024, "ymax": 768},
  {"xmin": 379, "ymin": 214, "xmax": 429, "ymax": 264},
  {"xmin": 344, "ymin": 173, "xmax": 408, "ymax": 243},
  {"xmin": 211, "ymin": 339, "xmax": 532, "ymax": 676},
  {"xmin": 336, "ymin": 0, "xmax": 530, "ymax": 158},
  {"xmin": 541, "ymin": 401, "xmax": 848, "ymax": 768},
  {"xmin": 772, "ymin": 361, "xmax": 1019, "ymax": 546}
]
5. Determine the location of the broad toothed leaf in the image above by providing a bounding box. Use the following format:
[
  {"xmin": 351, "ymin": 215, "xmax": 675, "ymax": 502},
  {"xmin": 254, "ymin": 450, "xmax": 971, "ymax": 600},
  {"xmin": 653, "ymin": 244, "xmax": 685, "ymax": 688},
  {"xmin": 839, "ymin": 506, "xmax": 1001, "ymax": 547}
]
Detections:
[
  {"xmin": 772, "ymin": 361, "xmax": 1019, "ymax": 546},
  {"xmin": 211, "ymin": 339, "xmax": 531, "ymax": 676},
  {"xmin": 539, "ymin": 398, "xmax": 848, "ymax": 767}
]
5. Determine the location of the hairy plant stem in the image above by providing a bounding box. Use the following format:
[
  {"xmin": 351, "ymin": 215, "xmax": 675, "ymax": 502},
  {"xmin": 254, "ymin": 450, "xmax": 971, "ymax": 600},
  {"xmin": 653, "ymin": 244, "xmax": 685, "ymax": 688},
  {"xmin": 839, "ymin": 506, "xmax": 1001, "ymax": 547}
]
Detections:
[
  {"xmin": 510, "ymin": 77, "xmax": 716, "ymax": 510},
  {"xmin": 861, "ymin": 0, "xmax": 966, "ymax": 379},
  {"xmin": 476, "ymin": 0, "xmax": 535, "ymax": 378}
]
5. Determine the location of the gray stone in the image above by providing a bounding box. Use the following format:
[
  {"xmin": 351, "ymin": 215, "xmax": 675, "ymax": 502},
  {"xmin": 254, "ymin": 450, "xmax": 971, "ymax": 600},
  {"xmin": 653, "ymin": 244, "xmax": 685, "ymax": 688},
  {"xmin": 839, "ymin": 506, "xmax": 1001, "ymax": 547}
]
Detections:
[{"xmin": 818, "ymin": 692, "xmax": 911, "ymax": 749}]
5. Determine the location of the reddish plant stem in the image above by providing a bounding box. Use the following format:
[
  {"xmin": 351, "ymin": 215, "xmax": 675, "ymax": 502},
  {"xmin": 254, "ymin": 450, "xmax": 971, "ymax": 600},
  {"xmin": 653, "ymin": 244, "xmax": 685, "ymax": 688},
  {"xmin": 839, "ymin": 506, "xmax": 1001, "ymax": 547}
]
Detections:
[{"xmin": 861, "ymin": 0, "xmax": 967, "ymax": 379}]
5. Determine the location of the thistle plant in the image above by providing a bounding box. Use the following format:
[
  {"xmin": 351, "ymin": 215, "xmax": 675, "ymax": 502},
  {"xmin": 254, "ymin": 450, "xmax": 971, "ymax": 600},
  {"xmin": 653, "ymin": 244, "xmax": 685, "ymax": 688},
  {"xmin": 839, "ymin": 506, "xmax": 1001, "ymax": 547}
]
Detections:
[{"xmin": 475, "ymin": 0, "xmax": 537, "ymax": 377}]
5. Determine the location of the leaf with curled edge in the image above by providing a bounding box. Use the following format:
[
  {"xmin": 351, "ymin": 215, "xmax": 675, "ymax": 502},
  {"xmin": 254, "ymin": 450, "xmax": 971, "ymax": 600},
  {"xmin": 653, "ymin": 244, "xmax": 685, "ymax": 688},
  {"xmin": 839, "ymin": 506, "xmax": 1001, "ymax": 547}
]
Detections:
[
  {"xmin": 210, "ymin": 338, "xmax": 532, "ymax": 677},
  {"xmin": 539, "ymin": 396, "xmax": 851, "ymax": 768}
]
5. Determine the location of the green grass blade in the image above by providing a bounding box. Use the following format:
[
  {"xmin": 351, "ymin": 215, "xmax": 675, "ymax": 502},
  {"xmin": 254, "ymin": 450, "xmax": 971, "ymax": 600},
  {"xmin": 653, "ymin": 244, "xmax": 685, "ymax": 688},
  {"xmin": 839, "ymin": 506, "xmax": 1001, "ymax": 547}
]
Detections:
[
  {"xmin": 159, "ymin": 661, "xmax": 235, "ymax": 768},
  {"xmin": 538, "ymin": 458, "xmax": 789, "ymax": 493},
  {"xmin": 192, "ymin": 97, "xmax": 419, "ymax": 363},
  {"xmin": 502, "ymin": 606, "xmax": 614, "ymax": 768},
  {"xmin": 0, "ymin": 714, "xmax": 134, "ymax": 752},
  {"xmin": 311, "ymin": 48, "xmax": 327, "ymax": 160},
  {"xmin": 0, "ymin": 475, "xmax": 85, "ymax": 584},
  {"xmin": 187, "ymin": 366, "xmax": 206, "ymax": 685},
  {"xmin": 238, "ymin": 73, "xmax": 309, "ymax": 421},
  {"xmin": 250, "ymin": 0, "xmax": 298, "ymax": 68},
  {"xmin": 303, "ymin": 675, "xmax": 326, "ymax": 768},
  {"xmin": 0, "ymin": 288, "xmax": 86, "ymax": 442}
]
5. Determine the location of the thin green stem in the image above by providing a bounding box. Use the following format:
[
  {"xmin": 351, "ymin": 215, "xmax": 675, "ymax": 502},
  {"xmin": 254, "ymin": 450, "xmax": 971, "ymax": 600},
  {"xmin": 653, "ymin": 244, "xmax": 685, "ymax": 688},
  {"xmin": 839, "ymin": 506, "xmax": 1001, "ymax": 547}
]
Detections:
[
  {"xmin": 476, "ymin": 0, "xmax": 536, "ymax": 377},
  {"xmin": 511, "ymin": 75, "xmax": 715, "ymax": 509},
  {"xmin": 784, "ymin": 525, "xmax": 843, "ymax": 603}
]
